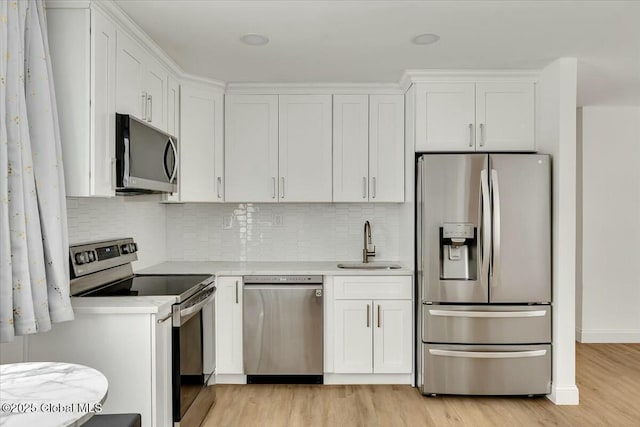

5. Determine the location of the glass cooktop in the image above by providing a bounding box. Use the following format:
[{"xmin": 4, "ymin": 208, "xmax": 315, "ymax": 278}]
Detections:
[{"xmin": 78, "ymin": 274, "xmax": 213, "ymax": 300}]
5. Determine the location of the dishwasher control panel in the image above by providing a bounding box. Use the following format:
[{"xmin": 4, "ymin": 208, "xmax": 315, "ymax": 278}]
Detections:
[{"xmin": 243, "ymin": 275, "xmax": 323, "ymax": 284}]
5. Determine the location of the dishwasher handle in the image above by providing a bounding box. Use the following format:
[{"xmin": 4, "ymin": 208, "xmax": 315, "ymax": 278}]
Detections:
[{"xmin": 243, "ymin": 284, "xmax": 323, "ymax": 291}]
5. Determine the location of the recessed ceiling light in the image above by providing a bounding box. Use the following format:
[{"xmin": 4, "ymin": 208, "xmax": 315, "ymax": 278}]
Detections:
[
  {"xmin": 240, "ymin": 34, "xmax": 270, "ymax": 46},
  {"xmin": 412, "ymin": 33, "xmax": 440, "ymax": 45}
]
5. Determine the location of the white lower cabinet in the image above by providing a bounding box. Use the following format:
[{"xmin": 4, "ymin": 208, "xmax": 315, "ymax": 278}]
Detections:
[
  {"xmin": 26, "ymin": 311, "xmax": 172, "ymax": 427},
  {"xmin": 330, "ymin": 276, "xmax": 413, "ymax": 379},
  {"xmin": 215, "ymin": 277, "xmax": 244, "ymax": 378}
]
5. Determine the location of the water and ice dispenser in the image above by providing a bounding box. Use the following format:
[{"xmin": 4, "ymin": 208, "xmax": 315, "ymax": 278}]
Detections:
[{"xmin": 439, "ymin": 223, "xmax": 477, "ymax": 281}]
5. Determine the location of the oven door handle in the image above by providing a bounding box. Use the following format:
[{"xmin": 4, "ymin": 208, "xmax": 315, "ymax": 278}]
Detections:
[{"xmin": 176, "ymin": 287, "xmax": 216, "ymax": 323}]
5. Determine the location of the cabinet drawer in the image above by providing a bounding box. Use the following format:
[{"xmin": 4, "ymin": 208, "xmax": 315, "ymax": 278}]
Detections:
[
  {"xmin": 422, "ymin": 344, "xmax": 551, "ymax": 395},
  {"xmin": 334, "ymin": 276, "xmax": 411, "ymax": 300},
  {"xmin": 422, "ymin": 305, "xmax": 550, "ymax": 344}
]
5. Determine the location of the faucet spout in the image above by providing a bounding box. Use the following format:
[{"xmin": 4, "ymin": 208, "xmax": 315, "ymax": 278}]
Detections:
[{"xmin": 363, "ymin": 221, "xmax": 376, "ymax": 263}]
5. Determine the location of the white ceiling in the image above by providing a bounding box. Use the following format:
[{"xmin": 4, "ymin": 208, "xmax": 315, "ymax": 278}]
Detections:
[{"xmin": 115, "ymin": 0, "xmax": 640, "ymax": 106}]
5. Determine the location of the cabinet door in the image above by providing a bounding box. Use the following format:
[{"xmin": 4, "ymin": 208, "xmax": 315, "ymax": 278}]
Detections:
[
  {"xmin": 179, "ymin": 85, "xmax": 224, "ymax": 202},
  {"xmin": 154, "ymin": 315, "xmax": 172, "ymax": 427},
  {"xmin": 475, "ymin": 82, "xmax": 535, "ymax": 152},
  {"xmin": 279, "ymin": 95, "xmax": 332, "ymax": 202},
  {"xmin": 415, "ymin": 83, "xmax": 475, "ymax": 152},
  {"xmin": 90, "ymin": 10, "xmax": 116, "ymax": 196},
  {"xmin": 144, "ymin": 58, "xmax": 168, "ymax": 131},
  {"xmin": 116, "ymin": 31, "xmax": 146, "ymax": 120},
  {"xmin": 369, "ymin": 94, "xmax": 404, "ymax": 202},
  {"xmin": 334, "ymin": 300, "xmax": 373, "ymax": 373},
  {"xmin": 167, "ymin": 76, "xmax": 179, "ymax": 137},
  {"xmin": 225, "ymin": 95, "xmax": 279, "ymax": 202},
  {"xmin": 373, "ymin": 300, "xmax": 412, "ymax": 373},
  {"xmin": 215, "ymin": 277, "xmax": 244, "ymax": 374},
  {"xmin": 333, "ymin": 95, "xmax": 369, "ymax": 202}
]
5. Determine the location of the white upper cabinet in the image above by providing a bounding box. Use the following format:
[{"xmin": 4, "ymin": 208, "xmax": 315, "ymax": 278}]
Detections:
[
  {"xmin": 143, "ymin": 57, "xmax": 168, "ymax": 131},
  {"xmin": 116, "ymin": 30, "xmax": 170, "ymax": 133},
  {"xmin": 333, "ymin": 95, "xmax": 370, "ymax": 202},
  {"xmin": 167, "ymin": 76, "xmax": 179, "ymax": 137},
  {"xmin": 332, "ymin": 94, "xmax": 405, "ymax": 203},
  {"xmin": 369, "ymin": 94, "xmax": 405, "ymax": 202},
  {"xmin": 46, "ymin": 6, "xmax": 116, "ymax": 197},
  {"xmin": 225, "ymin": 95, "xmax": 279, "ymax": 202},
  {"xmin": 279, "ymin": 95, "xmax": 333, "ymax": 202},
  {"xmin": 116, "ymin": 31, "xmax": 146, "ymax": 120},
  {"xmin": 415, "ymin": 83, "xmax": 475, "ymax": 152},
  {"xmin": 475, "ymin": 82, "xmax": 535, "ymax": 152},
  {"xmin": 178, "ymin": 84, "xmax": 224, "ymax": 202},
  {"xmin": 414, "ymin": 81, "xmax": 535, "ymax": 152}
]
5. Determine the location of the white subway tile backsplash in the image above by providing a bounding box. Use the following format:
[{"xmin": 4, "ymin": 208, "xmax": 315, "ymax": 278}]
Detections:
[
  {"xmin": 66, "ymin": 195, "xmax": 167, "ymax": 270},
  {"xmin": 166, "ymin": 203, "xmax": 403, "ymax": 262}
]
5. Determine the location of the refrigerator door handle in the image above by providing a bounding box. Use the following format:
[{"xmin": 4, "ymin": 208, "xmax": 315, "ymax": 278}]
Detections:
[
  {"xmin": 490, "ymin": 169, "xmax": 501, "ymax": 288},
  {"xmin": 429, "ymin": 349, "xmax": 547, "ymax": 359},
  {"xmin": 428, "ymin": 309, "xmax": 547, "ymax": 318},
  {"xmin": 480, "ymin": 169, "xmax": 491, "ymax": 289}
]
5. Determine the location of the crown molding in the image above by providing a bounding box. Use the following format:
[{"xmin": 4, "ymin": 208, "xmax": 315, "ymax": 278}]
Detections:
[
  {"xmin": 180, "ymin": 73, "xmax": 227, "ymax": 92},
  {"xmin": 400, "ymin": 69, "xmax": 541, "ymax": 92},
  {"xmin": 226, "ymin": 82, "xmax": 403, "ymax": 95}
]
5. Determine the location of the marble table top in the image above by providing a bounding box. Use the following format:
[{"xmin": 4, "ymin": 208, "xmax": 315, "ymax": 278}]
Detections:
[{"xmin": 0, "ymin": 362, "xmax": 108, "ymax": 427}]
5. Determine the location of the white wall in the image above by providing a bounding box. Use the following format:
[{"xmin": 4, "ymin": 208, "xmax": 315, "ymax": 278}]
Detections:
[
  {"xmin": 536, "ymin": 57, "xmax": 579, "ymax": 405},
  {"xmin": 166, "ymin": 203, "xmax": 404, "ymax": 262},
  {"xmin": 67, "ymin": 195, "xmax": 167, "ymax": 270},
  {"xmin": 577, "ymin": 106, "xmax": 640, "ymax": 343}
]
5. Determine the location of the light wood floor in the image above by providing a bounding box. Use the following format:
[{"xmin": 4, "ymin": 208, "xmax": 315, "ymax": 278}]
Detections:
[{"xmin": 202, "ymin": 343, "xmax": 640, "ymax": 426}]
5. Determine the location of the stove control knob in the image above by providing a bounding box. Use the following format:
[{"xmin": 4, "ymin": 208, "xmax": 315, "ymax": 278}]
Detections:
[
  {"xmin": 75, "ymin": 253, "xmax": 87, "ymax": 265},
  {"xmin": 121, "ymin": 244, "xmax": 131, "ymax": 254},
  {"xmin": 131, "ymin": 243, "xmax": 138, "ymax": 253},
  {"xmin": 87, "ymin": 251, "xmax": 96, "ymax": 262}
]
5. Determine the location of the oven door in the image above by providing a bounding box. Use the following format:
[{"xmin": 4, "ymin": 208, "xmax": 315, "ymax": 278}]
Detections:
[{"xmin": 172, "ymin": 285, "xmax": 216, "ymax": 427}]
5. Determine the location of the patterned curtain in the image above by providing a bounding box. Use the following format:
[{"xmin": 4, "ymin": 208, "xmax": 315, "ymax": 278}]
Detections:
[{"xmin": 0, "ymin": 0, "xmax": 73, "ymax": 343}]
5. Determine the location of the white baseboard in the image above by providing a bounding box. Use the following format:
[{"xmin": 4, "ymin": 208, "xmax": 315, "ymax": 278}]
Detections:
[
  {"xmin": 548, "ymin": 384, "xmax": 579, "ymax": 405},
  {"xmin": 215, "ymin": 374, "xmax": 247, "ymax": 384},
  {"xmin": 324, "ymin": 373, "xmax": 412, "ymax": 385},
  {"xmin": 576, "ymin": 328, "xmax": 640, "ymax": 343}
]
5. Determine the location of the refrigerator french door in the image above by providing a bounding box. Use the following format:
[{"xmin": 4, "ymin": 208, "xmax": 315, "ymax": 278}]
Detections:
[{"xmin": 417, "ymin": 154, "xmax": 552, "ymax": 396}]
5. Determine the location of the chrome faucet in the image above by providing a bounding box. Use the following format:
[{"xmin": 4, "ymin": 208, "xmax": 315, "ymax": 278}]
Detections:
[{"xmin": 363, "ymin": 221, "xmax": 376, "ymax": 263}]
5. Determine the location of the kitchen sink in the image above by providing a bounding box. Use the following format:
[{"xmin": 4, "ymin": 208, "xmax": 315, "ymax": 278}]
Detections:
[{"xmin": 337, "ymin": 262, "xmax": 403, "ymax": 270}]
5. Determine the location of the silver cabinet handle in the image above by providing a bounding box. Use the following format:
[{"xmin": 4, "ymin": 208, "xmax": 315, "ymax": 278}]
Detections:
[
  {"xmin": 168, "ymin": 137, "xmax": 177, "ymax": 183},
  {"xmin": 141, "ymin": 92, "xmax": 147, "ymax": 121},
  {"xmin": 217, "ymin": 177, "xmax": 222, "ymax": 199},
  {"xmin": 366, "ymin": 304, "xmax": 370, "ymax": 328},
  {"xmin": 429, "ymin": 349, "xmax": 547, "ymax": 359},
  {"xmin": 110, "ymin": 157, "xmax": 116, "ymax": 189},
  {"xmin": 371, "ymin": 177, "xmax": 377, "ymax": 199},
  {"xmin": 157, "ymin": 313, "xmax": 172, "ymax": 323},
  {"xmin": 147, "ymin": 94, "xmax": 153, "ymax": 122},
  {"xmin": 280, "ymin": 177, "xmax": 285, "ymax": 199},
  {"xmin": 429, "ymin": 309, "xmax": 547, "ymax": 318},
  {"xmin": 362, "ymin": 177, "xmax": 367, "ymax": 199},
  {"xmin": 479, "ymin": 169, "xmax": 491, "ymax": 290},
  {"xmin": 491, "ymin": 169, "xmax": 501, "ymax": 288},
  {"xmin": 272, "ymin": 177, "xmax": 276, "ymax": 199},
  {"xmin": 468, "ymin": 123, "xmax": 473, "ymax": 147},
  {"xmin": 479, "ymin": 123, "xmax": 485, "ymax": 146},
  {"xmin": 377, "ymin": 304, "xmax": 381, "ymax": 328},
  {"xmin": 235, "ymin": 280, "xmax": 239, "ymax": 304}
]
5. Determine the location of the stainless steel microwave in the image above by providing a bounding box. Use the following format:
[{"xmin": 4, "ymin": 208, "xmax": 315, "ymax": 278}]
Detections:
[{"xmin": 115, "ymin": 113, "xmax": 177, "ymax": 194}]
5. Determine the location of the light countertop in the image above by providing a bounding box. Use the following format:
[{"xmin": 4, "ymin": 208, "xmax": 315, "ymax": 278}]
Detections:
[
  {"xmin": 137, "ymin": 260, "xmax": 414, "ymax": 277},
  {"xmin": 70, "ymin": 295, "xmax": 176, "ymax": 316}
]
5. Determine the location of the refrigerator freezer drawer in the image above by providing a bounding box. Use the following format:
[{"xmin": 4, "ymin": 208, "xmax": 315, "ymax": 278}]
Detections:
[
  {"xmin": 422, "ymin": 304, "xmax": 551, "ymax": 344},
  {"xmin": 422, "ymin": 344, "xmax": 551, "ymax": 396}
]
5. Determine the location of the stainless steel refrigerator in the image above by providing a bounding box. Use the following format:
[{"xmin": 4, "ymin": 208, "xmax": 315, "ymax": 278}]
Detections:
[{"xmin": 417, "ymin": 154, "xmax": 552, "ymax": 396}]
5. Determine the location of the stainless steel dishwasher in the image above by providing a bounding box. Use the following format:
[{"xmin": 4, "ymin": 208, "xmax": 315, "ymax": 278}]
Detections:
[{"xmin": 243, "ymin": 275, "xmax": 323, "ymax": 384}]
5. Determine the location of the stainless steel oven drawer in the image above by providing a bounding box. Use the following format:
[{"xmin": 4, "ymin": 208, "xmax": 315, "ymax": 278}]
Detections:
[
  {"xmin": 422, "ymin": 344, "xmax": 551, "ymax": 395},
  {"xmin": 422, "ymin": 305, "xmax": 550, "ymax": 344}
]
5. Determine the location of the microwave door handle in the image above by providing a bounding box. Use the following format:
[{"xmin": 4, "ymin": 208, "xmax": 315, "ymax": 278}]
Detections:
[
  {"xmin": 163, "ymin": 139, "xmax": 172, "ymax": 180},
  {"xmin": 168, "ymin": 137, "xmax": 178, "ymax": 183}
]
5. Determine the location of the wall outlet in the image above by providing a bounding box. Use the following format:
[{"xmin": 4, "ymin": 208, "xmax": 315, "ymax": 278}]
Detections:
[
  {"xmin": 274, "ymin": 214, "xmax": 284, "ymax": 226},
  {"xmin": 222, "ymin": 215, "xmax": 233, "ymax": 230}
]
